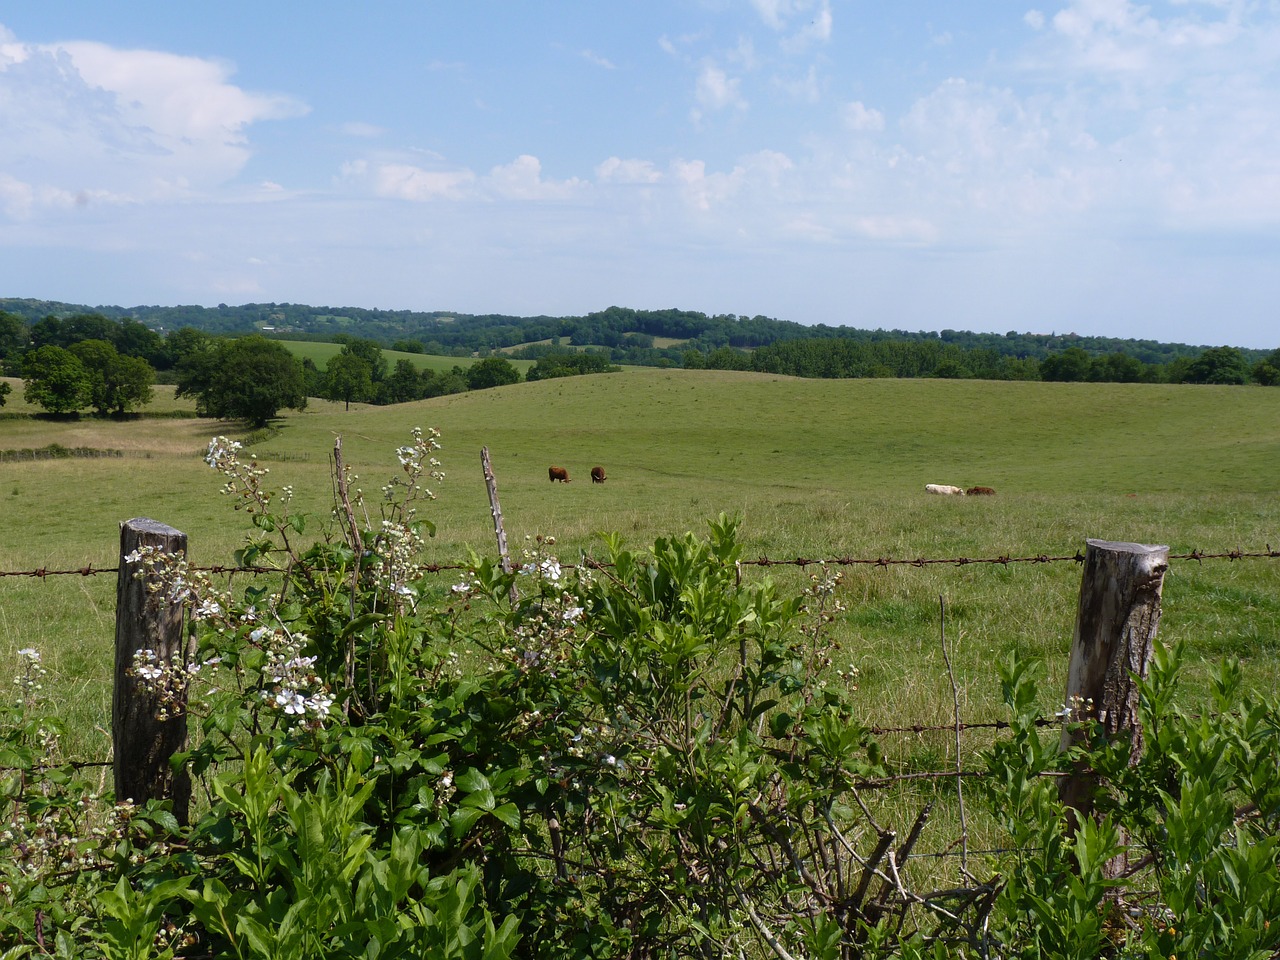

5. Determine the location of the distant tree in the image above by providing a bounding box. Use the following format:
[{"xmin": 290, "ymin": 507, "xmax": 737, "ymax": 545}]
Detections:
[
  {"xmin": 176, "ymin": 335, "xmax": 307, "ymax": 425},
  {"xmin": 1252, "ymin": 349, "xmax": 1280, "ymax": 386},
  {"xmin": 422, "ymin": 367, "xmax": 469, "ymax": 398},
  {"xmin": 114, "ymin": 318, "xmax": 166, "ymax": 366},
  {"xmin": 69, "ymin": 339, "xmax": 155, "ymax": 415},
  {"xmin": 1090, "ymin": 352, "xmax": 1145, "ymax": 383},
  {"xmin": 382, "ymin": 358, "xmax": 425, "ymax": 403},
  {"xmin": 340, "ymin": 337, "xmax": 388, "ymax": 383},
  {"xmin": 1183, "ymin": 346, "xmax": 1251, "ymax": 385},
  {"xmin": 162, "ymin": 327, "xmax": 215, "ymax": 370},
  {"xmin": 0, "ymin": 381, "xmax": 10, "ymax": 406},
  {"xmin": 324, "ymin": 351, "xmax": 375, "ymax": 410},
  {"xmin": 0, "ymin": 311, "xmax": 28, "ymax": 374},
  {"xmin": 466, "ymin": 356, "xmax": 521, "ymax": 390},
  {"xmin": 22, "ymin": 345, "xmax": 91, "ymax": 414},
  {"xmin": 392, "ymin": 339, "xmax": 425, "ymax": 354},
  {"xmin": 1039, "ymin": 347, "xmax": 1092, "ymax": 382},
  {"xmin": 933, "ymin": 358, "xmax": 971, "ymax": 379},
  {"xmin": 682, "ymin": 349, "xmax": 706, "ymax": 370}
]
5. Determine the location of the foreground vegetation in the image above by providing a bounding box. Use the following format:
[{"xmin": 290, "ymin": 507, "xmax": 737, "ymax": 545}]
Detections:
[{"xmin": 3, "ymin": 428, "xmax": 1278, "ymax": 957}]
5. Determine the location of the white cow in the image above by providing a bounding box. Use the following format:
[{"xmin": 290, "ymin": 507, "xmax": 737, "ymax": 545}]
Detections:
[{"xmin": 925, "ymin": 484, "xmax": 966, "ymax": 496}]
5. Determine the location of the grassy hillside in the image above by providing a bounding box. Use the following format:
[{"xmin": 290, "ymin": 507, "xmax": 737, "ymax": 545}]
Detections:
[
  {"xmin": 277, "ymin": 340, "xmax": 536, "ymax": 375},
  {"xmin": 2, "ymin": 371, "xmax": 1278, "ymax": 756}
]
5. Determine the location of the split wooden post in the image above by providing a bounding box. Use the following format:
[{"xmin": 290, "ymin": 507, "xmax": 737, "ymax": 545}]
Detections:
[
  {"xmin": 481, "ymin": 447, "xmax": 519, "ymax": 606},
  {"xmin": 114, "ymin": 518, "xmax": 192, "ymax": 825},
  {"xmin": 1058, "ymin": 538, "xmax": 1168, "ymax": 863}
]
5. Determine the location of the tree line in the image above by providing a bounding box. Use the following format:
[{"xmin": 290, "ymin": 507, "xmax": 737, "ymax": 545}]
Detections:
[
  {"xmin": 0, "ymin": 312, "xmax": 620, "ymax": 423},
  {"xmin": 3, "ymin": 308, "xmax": 1276, "ymax": 422},
  {"xmin": 5, "ymin": 297, "xmax": 1272, "ymax": 372}
]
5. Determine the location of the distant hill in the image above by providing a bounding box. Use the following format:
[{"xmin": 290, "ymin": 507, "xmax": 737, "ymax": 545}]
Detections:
[{"xmin": 1, "ymin": 297, "xmax": 1267, "ymax": 369}]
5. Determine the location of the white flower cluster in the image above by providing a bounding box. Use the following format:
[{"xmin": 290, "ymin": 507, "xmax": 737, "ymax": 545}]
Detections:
[
  {"xmin": 382, "ymin": 426, "xmax": 444, "ymax": 507},
  {"xmin": 14, "ymin": 647, "xmax": 47, "ymax": 707},
  {"xmin": 205, "ymin": 435, "xmax": 274, "ymax": 514},
  {"xmin": 125, "ymin": 544, "xmax": 230, "ymax": 618},
  {"xmin": 259, "ymin": 631, "xmax": 334, "ymax": 729},
  {"xmin": 129, "ymin": 649, "xmax": 224, "ymax": 720}
]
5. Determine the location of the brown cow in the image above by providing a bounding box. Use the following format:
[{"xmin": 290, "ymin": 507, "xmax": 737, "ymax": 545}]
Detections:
[
  {"xmin": 966, "ymin": 486, "xmax": 996, "ymax": 496},
  {"xmin": 548, "ymin": 466, "xmax": 571, "ymax": 483},
  {"xmin": 590, "ymin": 466, "xmax": 606, "ymax": 484}
]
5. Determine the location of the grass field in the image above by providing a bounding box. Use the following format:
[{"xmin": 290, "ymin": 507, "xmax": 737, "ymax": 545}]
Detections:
[
  {"xmin": 2, "ymin": 370, "xmax": 1278, "ymax": 765},
  {"xmin": 277, "ymin": 340, "xmax": 536, "ymax": 375}
]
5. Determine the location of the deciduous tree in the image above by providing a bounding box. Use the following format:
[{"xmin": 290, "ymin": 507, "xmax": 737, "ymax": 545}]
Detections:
[
  {"xmin": 22, "ymin": 345, "xmax": 91, "ymax": 414},
  {"xmin": 176, "ymin": 335, "xmax": 307, "ymax": 425}
]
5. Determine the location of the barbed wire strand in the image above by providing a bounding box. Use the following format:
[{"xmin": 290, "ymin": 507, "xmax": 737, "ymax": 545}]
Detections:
[{"xmin": 1, "ymin": 546, "xmax": 1276, "ymax": 580}]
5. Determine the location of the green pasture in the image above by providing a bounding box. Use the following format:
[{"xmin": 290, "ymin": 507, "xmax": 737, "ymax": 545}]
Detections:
[
  {"xmin": 2, "ymin": 370, "xmax": 1279, "ymax": 764},
  {"xmin": 276, "ymin": 340, "xmax": 535, "ymax": 375}
]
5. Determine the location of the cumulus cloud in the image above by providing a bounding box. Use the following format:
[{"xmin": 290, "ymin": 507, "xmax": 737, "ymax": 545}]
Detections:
[
  {"xmin": 486, "ymin": 155, "xmax": 585, "ymax": 200},
  {"xmin": 693, "ymin": 62, "xmax": 747, "ymax": 120},
  {"xmin": 596, "ymin": 157, "xmax": 662, "ymax": 183},
  {"xmin": 0, "ymin": 27, "xmax": 305, "ymax": 213},
  {"xmin": 842, "ymin": 100, "xmax": 885, "ymax": 133},
  {"xmin": 750, "ymin": 0, "xmax": 833, "ymax": 51}
]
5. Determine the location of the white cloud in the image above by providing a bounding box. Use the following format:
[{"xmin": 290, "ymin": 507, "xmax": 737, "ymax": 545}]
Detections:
[
  {"xmin": 486, "ymin": 155, "xmax": 585, "ymax": 200},
  {"xmin": 340, "ymin": 121, "xmax": 386, "ymax": 138},
  {"xmin": 694, "ymin": 62, "xmax": 747, "ymax": 115},
  {"xmin": 345, "ymin": 160, "xmax": 476, "ymax": 201},
  {"xmin": 581, "ymin": 49, "xmax": 615, "ymax": 69},
  {"xmin": 842, "ymin": 100, "xmax": 885, "ymax": 133},
  {"xmin": 0, "ymin": 28, "xmax": 306, "ymax": 213},
  {"xmin": 596, "ymin": 157, "xmax": 662, "ymax": 183}
]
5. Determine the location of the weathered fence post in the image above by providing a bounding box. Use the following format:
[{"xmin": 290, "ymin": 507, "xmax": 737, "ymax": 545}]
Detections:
[
  {"xmin": 481, "ymin": 447, "xmax": 519, "ymax": 606},
  {"xmin": 1059, "ymin": 538, "xmax": 1168, "ymax": 870},
  {"xmin": 114, "ymin": 518, "xmax": 192, "ymax": 825}
]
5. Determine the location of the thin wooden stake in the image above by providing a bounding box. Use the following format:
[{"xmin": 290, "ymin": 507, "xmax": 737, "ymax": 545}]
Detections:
[{"xmin": 481, "ymin": 446, "xmax": 518, "ymax": 606}]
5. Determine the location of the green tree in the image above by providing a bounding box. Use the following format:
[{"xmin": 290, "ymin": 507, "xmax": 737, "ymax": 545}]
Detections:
[
  {"xmin": 0, "ymin": 381, "xmax": 9, "ymax": 406},
  {"xmin": 176, "ymin": 335, "xmax": 307, "ymax": 425},
  {"xmin": 340, "ymin": 337, "xmax": 388, "ymax": 383},
  {"xmin": 382, "ymin": 358, "xmax": 425, "ymax": 403},
  {"xmin": 0, "ymin": 311, "xmax": 28, "ymax": 374},
  {"xmin": 21, "ymin": 345, "xmax": 91, "ymax": 414},
  {"xmin": 1183, "ymin": 346, "xmax": 1250, "ymax": 385},
  {"xmin": 324, "ymin": 351, "xmax": 374, "ymax": 410},
  {"xmin": 69, "ymin": 339, "xmax": 155, "ymax": 415},
  {"xmin": 1039, "ymin": 347, "xmax": 1092, "ymax": 382},
  {"xmin": 465, "ymin": 356, "xmax": 521, "ymax": 390},
  {"xmin": 1252, "ymin": 349, "xmax": 1280, "ymax": 386}
]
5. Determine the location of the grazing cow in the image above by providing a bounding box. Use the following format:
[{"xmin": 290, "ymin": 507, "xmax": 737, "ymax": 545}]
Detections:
[
  {"xmin": 925, "ymin": 484, "xmax": 966, "ymax": 496},
  {"xmin": 590, "ymin": 466, "xmax": 606, "ymax": 484},
  {"xmin": 548, "ymin": 466, "xmax": 571, "ymax": 483},
  {"xmin": 966, "ymin": 486, "xmax": 996, "ymax": 496}
]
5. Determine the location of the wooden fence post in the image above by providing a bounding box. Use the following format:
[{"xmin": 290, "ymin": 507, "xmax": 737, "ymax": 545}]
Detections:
[
  {"xmin": 114, "ymin": 518, "xmax": 192, "ymax": 825},
  {"xmin": 1059, "ymin": 538, "xmax": 1168, "ymax": 865}
]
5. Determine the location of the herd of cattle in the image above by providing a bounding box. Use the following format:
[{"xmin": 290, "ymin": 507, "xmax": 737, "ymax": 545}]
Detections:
[
  {"xmin": 926, "ymin": 484, "xmax": 996, "ymax": 496},
  {"xmin": 548, "ymin": 465, "xmax": 606, "ymax": 484},
  {"xmin": 549, "ymin": 466, "xmax": 989, "ymax": 496}
]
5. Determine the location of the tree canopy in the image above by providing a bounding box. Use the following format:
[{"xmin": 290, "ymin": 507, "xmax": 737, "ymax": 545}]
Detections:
[
  {"xmin": 22, "ymin": 345, "xmax": 91, "ymax": 414},
  {"xmin": 176, "ymin": 335, "xmax": 307, "ymax": 425}
]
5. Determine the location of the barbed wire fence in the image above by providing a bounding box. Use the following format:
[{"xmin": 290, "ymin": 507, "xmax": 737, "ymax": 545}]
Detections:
[{"xmin": 3, "ymin": 545, "xmax": 1277, "ymax": 579}]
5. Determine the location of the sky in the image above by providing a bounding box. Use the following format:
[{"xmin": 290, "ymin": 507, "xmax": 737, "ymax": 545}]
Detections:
[{"xmin": 1, "ymin": 2, "xmax": 1278, "ymax": 349}]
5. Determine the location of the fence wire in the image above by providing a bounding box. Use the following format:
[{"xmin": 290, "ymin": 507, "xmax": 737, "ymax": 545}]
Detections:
[{"xmin": 2, "ymin": 546, "xmax": 1277, "ymax": 580}]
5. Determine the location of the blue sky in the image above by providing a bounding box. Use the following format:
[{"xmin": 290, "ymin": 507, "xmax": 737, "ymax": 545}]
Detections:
[{"xmin": 2, "ymin": 1, "xmax": 1278, "ymax": 348}]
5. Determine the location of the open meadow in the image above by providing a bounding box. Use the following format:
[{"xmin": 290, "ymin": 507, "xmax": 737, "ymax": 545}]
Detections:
[{"xmin": 2, "ymin": 370, "xmax": 1279, "ymax": 768}]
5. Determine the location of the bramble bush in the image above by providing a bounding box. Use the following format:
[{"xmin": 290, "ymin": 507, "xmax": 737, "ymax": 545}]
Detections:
[{"xmin": 2, "ymin": 430, "xmax": 1279, "ymax": 958}]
